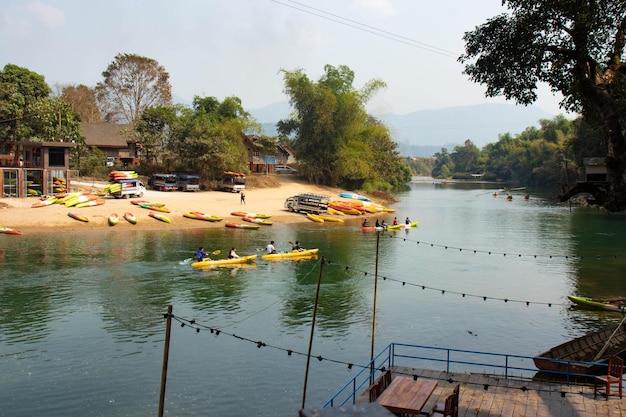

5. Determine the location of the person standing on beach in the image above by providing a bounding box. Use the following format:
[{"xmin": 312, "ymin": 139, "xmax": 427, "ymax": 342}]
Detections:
[{"xmin": 240, "ymin": 191, "xmax": 245, "ymax": 205}]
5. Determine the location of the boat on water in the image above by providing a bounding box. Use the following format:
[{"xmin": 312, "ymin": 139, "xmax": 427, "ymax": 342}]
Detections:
[
  {"xmin": 191, "ymin": 254, "xmax": 257, "ymax": 268},
  {"xmin": 387, "ymin": 221, "xmax": 419, "ymax": 230},
  {"xmin": 568, "ymin": 295, "xmax": 626, "ymax": 313},
  {"xmin": 0, "ymin": 226, "xmax": 23, "ymax": 235},
  {"xmin": 533, "ymin": 320, "xmax": 626, "ymax": 375},
  {"xmin": 224, "ymin": 222, "xmax": 259, "ymax": 230},
  {"xmin": 262, "ymin": 248, "xmax": 319, "ymax": 260}
]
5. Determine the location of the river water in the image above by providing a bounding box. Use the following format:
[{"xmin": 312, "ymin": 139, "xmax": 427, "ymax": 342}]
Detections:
[{"xmin": 1, "ymin": 181, "xmax": 625, "ymax": 417}]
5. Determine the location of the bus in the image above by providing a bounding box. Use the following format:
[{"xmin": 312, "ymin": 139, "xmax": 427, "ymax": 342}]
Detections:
[
  {"xmin": 149, "ymin": 173, "xmax": 177, "ymax": 191},
  {"xmin": 176, "ymin": 173, "xmax": 200, "ymax": 192}
]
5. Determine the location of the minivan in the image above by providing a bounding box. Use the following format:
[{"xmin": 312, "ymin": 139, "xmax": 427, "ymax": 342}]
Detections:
[{"xmin": 274, "ymin": 165, "xmax": 297, "ymax": 174}]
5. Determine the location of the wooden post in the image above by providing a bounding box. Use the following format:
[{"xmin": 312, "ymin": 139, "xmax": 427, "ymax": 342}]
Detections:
[
  {"xmin": 158, "ymin": 305, "xmax": 173, "ymax": 417},
  {"xmin": 370, "ymin": 230, "xmax": 380, "ymax": 382},
  {"xmin": 302, "ymin": 257, "xmax": 324, "ymax": 410}
]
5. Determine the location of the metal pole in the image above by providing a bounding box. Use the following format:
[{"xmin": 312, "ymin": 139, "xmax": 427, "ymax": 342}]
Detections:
[
  {"xmin": 302, "ymin": 257, "xmax": 324, "ymax": 410},
  {"xmin": 370, "ymin": 230, "xmax": 380, "ymax": 381},
  {"xmin": 158, "ymin": 305, "xmax": 173, "ymax": 417}
]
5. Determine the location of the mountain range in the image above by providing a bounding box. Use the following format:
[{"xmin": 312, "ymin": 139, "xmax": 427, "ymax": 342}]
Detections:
[{"xmin": 248, "ymin": 102, "xmax": 558, "ymax": 157}]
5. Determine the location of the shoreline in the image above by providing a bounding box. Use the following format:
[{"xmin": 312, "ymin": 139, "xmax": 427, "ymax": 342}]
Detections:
[{"xmin": 1, "ymin": 176, "xmax": 390, "ymax": 234}]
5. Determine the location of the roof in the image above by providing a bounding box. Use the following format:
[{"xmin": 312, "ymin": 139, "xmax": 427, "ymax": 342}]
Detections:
[{"xmin": 81, "ymin": 122, "xmax": 129, "ymax": 148}]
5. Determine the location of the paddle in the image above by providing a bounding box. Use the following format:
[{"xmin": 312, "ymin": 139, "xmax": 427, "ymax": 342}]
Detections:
[{"xmin": 181, "ymin": 249, "xmax": 221, "ymax": 264}]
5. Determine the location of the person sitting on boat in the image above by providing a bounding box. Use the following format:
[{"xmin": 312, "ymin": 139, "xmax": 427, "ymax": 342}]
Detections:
[
  {"xmin": 375, "ymin": 219, "xmax": 380, "ymax": 228},
  {"xmin": 362, "ymin": 218, "xmax": 370, "ymax": 227},
  {"xmin": 227, "ymin": 247, "xmax": 239, "ymax": 259},
  {"xmin": 380, "ymin": 220, "xmax": 387, "ymax": 229},
  {"xmin": 405, "ymin": 217, "xmax": 411, "ymax": 225},
  {"xmin": 393, "ymin": 217, "xmax": 398, "ymax": 225},
  {"xmin": 266, "ymin": 241, "xmax": 277, "ymax": 254},
  {"xmin": 195, "ymin": 247, "xmax": 208, "ymax": 262},
  {"xmin": 292, "ymin": 241, "xmax": 304, "ymax": 252}
]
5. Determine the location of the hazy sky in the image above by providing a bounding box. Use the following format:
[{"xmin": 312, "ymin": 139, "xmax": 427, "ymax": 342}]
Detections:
[{"xmin": 1, "ymin": 0, "xmax": 566, "ymax": 116}]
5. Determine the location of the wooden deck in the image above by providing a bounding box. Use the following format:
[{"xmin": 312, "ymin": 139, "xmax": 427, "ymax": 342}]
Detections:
[{"xmin": 360, "ymin": 366, "xmax": 625, "ymax": 417}]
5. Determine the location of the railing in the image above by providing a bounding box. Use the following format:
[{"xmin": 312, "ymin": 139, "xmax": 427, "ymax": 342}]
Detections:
[{"xmin": 322, "ymin": 342, "xmax": 608, "ymax": 408}]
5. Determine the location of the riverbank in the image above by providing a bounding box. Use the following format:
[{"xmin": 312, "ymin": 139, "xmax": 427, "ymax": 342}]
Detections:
[{"xmin": 0, "ymin": 175, "xmax": 390, "ymax": 233}]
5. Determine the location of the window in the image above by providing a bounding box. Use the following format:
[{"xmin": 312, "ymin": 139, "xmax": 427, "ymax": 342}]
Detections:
[{"xmin": 48, "ymin": 148, "xmax": 65, "ymax": 167}]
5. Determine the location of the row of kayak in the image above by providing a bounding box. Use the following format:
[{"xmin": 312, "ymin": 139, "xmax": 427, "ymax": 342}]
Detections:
[{"xmin": 191, "ymin": 248, "xmax": 319, "ymax": 268}]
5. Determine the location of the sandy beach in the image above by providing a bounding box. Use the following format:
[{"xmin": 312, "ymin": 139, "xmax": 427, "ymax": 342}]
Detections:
[{"xmin": 1, "ymin": 175, "xmax": 387, "ymax": 233}]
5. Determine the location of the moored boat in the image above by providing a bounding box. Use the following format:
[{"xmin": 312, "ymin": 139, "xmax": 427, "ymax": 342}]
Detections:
[
  {"xmin": 262, "ymin": 248, "xmax": 319, "ymax": 260},
  {"xmin": 149, "ymin": 211, "xmax": 171, "ymax": 224},
  {"xmin": 0, "ymin": 226, "xmax": 23, "ymax": 235},
  {"xmin": 533, "ymin": 321, "xmax": 626, "ymax": 375},
  {"xmin": 123, "ymin": 212, "xmax": 137, "ymax": 225},
  {"xmin": 68, "ymin": 212, "xmax": 88, "ymax": 222},
  {"xmin": 183, "ymin": 212, "xmax": 222, "ymax": 222},
  {"xmin": 108, "ymin": 213, "xmax": 119, "ymax": 226},
  {"xmin": 306, "ymin": 213, "xmax": 324, "ymax": 223},
  {"xmin": 242, "ymin": 217, "xmax": 272, "ymax": 225},
  {"xmin": 225, "ymin": 222, "xmax": 259, "ymax": 230},
  {"xmin": 191, "ymin": 254, "xmax": 257, "ymax": 268},
  {"xmin": 315, "ymin": 215, "xmax": 344, "ymax": 223},
  {"xmin": 568, "ymin": 295, "xmax": 626, "ymax": 313},
  {"xmin": 230, "ymin": 211, "xmax": 272, "ymax": 219}
]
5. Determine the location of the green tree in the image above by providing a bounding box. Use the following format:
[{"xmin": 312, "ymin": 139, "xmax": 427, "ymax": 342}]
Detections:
[
  {"xmin": 96, "ymin": 53, "xmax": 172, "ymax": 125},
  {"xmin": 25, "ymin": 97, "xmax": 82, "ymax": 143},
  {"xmin": 432, "ymin": 148, "xmax": 454, "ymax": 179},
  {"xmin": 61, "ymin": 84, "xmax": 102, "ymax": 123},
  {"xmin": 451, "ymin": 139, "xmax": 483, "ymax": 175},
  {"xmin": 0, "ymin": 64, "xmax": 51, "ymax": 149},
  {"xmin": 279, "ymin": 64, "xmax": 406, "ymax": 189},
  {"xmin": 134, "ymin": 105, "xmax": 177, "ymax": 165},
  {"xmin": 460, "ymin": 1, "xmax": 626, "ymax": 211}
]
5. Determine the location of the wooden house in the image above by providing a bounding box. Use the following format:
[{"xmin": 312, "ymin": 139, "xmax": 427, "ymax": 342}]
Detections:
[
  {"xmin": 1, "ymin": 141, "xmax": 77, "ymax": 198},
  {"xmin": 244, "ymin": 134, "xmax": 296, "ymax": 173},
  {"xmin": 81, "ymin": 122, "xmax": 139, "ymax": 167}
]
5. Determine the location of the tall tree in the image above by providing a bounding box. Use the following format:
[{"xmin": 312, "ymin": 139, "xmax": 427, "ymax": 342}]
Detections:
[
  {"xmin": 0, "ymin": 64, "xmax": 51, "ymax": 149},
  {"xmin": 96, "ymin": 53, "xmax": 172, "ymax": 125},
  {"xmin": 460, "ymin": 1, "xmax": 626, "ymax": 211},
  {"xmin": 61, "ymin": 84, "xmax": 102, "ymax": 123},
  {"xmin": 279, "ymin": 64, "xmax": 408, "ymax": 189}
]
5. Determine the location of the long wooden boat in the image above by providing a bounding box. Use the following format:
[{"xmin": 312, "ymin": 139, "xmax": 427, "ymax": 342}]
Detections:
[
  {"xmin": 191, "ymin": 254, "xmax": 257, "ymax": 268},
  {"xmin": 533, "ymin": 321, "xmax": 626, "ymax": 375},
  {"xmin": 567, "ymin": 295, "xmax": 626, "ymax": 313},
  {"xmin": 262, "ymin": 248, "xmax": 319, "ymax": 260}
]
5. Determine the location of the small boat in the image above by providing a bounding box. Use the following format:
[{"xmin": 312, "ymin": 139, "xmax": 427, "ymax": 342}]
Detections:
[
  {"xmin": 0, "ymin": 226, "xmax": 23, "ymax": 235},
  {"xmin": 315, "ymin": 215, "xmax": 344, "ymax": 223},
  {"xmin": 327, "ymin": 207, "xmax": 346, "ymax": 216},
  {"xmin": 123, "ymin": 212, "xmax": 137, "ymax": 225},
  {"xmin": 68, "ymin": 212, "xmax": 88, "ymax": 222},
  {"xmin": 568, "ymin": 295, "xmax": 626, "ymax": 313},
  {"xmin": 361, "ymin": 226, "xmax": 384, "ymax": 232},
  {"xmin": 339, "ymin": 191, "xmax": 371, "ymax": 202},
  {"xmin": 387, "ymin": 221, "xmax": 419, "ymax": 230},
  {"xmin": 306, "ymin": 213, "xmax": 324, "ymax": 223},
  {"xmin": 242, "ymin": 217, "xmax": 272, "ymax": 225},
  {"xmin": 183, "ymin": 212, "xmax": 222, "ymax": 222},
  {"xmin": 191, "ymin": 254, "xmax": 257, "ymax": 268},
  {"xmin": 262, "ymin": 248, "xmax": 319, "ymax": 260},
  {"xmin": 75, "ymin": 199, "xmax": 105, "ymax": 208},
  {"xmin": 224, "ymin": 222, "xmax": 259, "ymax": 230},
  {"xmin": 231, "ymin": 212, "xmax": 272, "ymax": 219},
  {"xmin": 149, "ymin": 211, "xmax": 171, "ymax": 224},
  {"xmin": 139, "ymin": 203, "xmax": 170, "ymax": 213},
  {"xmin": 108, "ymin": 213, "xmax": 119, "ymax": 226},
  {"xmin": 533, "ymin": 320, "xmax": 626, "ymax": 375}
]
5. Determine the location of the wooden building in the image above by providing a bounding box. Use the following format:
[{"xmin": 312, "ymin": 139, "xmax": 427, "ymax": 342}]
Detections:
[{"xmin": 1, "ymin": 141, "xmax": 77, "ymax": 198}]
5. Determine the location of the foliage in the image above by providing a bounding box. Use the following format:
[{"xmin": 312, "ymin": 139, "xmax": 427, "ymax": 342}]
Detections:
[
  {"xmin": 134, "ymin": 105, "xmax": 177, "ymax": 165},
  {"xmin": 432, "ymin": 148, "xmax": 454, "ymax": 179},
  {"xmin": 95, "ymin": 53, "xmax": 172, "ymax": 125},
  {"xmin": 24, "ymin": 97, "xmax": 83, "ymax": 143},
  {"xmin": 460, "ymin": 1, "xmax": 626, "ymax": 211},
  {"xmin": 404, "ymin": 157, "xmax": 434, "ymax": 176},
  {"xmin": 61, "ymin": 84, "xmax": 102, "ymax": 123},
  {"xmin": 0, "ymin": 64, "xmax": 51, "ymax": 149},
  {"xmin": 279, "ymin": 64, "xmax": 408, "ymax": 189}
]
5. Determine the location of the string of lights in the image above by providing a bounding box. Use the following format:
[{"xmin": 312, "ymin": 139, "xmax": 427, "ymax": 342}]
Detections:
[
  {"xmin": 387, "ymin": 233, "xmax": 620, "ymax": 260},
  {"xmin": 165, "ymin": 311, "xmax": 589, "ymax": 398},
  {"xmin": 322, "ymin": 258, "xmax": 567, "ymax": 308}
]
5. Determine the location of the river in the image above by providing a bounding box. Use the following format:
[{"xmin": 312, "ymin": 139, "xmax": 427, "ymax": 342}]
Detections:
[{"xmin": 1, "ymin": 180, "xmax": 625, "ymax": 417}]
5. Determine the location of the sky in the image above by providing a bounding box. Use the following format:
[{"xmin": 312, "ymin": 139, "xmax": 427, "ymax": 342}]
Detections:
[{"xmin": 0, "ymin": 0, "xmax": 567, "ymax": 118}]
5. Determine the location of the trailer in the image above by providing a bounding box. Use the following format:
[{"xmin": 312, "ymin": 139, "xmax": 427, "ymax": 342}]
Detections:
[{"xmin": 284, "ymin": 193, "xmax": 330, "ymax": 214}]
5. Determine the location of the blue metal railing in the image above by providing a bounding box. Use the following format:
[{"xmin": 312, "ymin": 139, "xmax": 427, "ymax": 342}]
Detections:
[{"xmin": 323, "ymin": 342, "xmax": 609, "ymax": 408}]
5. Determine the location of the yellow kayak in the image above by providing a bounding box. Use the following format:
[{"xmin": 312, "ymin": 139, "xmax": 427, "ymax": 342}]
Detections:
[
  {"xmin": 191, "ymin": 254, "xmax": 257, "ymax": 268},
  {"xmin": 262, "ymin": 248, "xmax": 319, "ymax": 260}
]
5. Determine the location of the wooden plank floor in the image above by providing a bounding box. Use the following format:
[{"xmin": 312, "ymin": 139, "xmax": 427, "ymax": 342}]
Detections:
[{"xmin": 376, "ymin": 366, "xmax": 625, "ymax": 417}]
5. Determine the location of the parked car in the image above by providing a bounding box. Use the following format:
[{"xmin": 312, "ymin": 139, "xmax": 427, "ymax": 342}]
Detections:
[{"xmin": 274, "ymin": 165, "xmax": 298, "ymax": 174}]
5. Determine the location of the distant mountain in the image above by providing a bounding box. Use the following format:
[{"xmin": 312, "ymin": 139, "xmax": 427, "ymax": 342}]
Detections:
[{"xmin": 248, "ymin": 102, "xmax": 557, "ymax": 157}]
